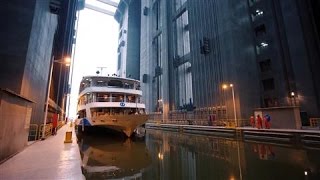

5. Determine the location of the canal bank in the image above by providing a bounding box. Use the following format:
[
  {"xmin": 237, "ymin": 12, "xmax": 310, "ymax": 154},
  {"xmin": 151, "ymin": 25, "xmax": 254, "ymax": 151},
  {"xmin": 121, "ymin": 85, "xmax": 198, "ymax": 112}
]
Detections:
[
  {"xmin": 145, "ymin": 123, "xmax": 320, "ymax": 148},
  {"xmin": 0, "ymin": 124, "xmax": 84, "ymax": 180}
]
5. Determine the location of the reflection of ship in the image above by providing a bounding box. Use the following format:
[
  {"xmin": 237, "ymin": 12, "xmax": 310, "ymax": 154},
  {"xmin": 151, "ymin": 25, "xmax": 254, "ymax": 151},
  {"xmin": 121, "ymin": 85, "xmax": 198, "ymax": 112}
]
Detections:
[
  {"xmin": 79, "ymin": 135, "xmax": 151, "ymax": 179},
  {"xmin": 76, "ymin": 76, "xmax": 148, "ymax": 137}
]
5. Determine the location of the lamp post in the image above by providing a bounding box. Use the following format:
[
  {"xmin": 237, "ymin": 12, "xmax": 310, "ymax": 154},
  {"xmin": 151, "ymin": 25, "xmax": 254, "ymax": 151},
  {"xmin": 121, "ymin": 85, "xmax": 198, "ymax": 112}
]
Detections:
[
  {"xmin": 42, "ymin": 56, "xmax": 70, "ymax": 139},
  {"xmin": 222, "ymin": 83, "xmax": 237, "ymax": 127},
  {"xmin": 290, "ymin": 91, "xmax": 296, "ymax": 106}
]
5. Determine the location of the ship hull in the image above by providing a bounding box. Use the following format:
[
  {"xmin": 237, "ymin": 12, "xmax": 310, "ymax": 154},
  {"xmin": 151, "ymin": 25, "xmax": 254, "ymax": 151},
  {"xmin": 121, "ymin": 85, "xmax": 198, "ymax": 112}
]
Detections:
[{"xmin": 76, "ymin": 114, "xmax": 148, "ymax": 137}]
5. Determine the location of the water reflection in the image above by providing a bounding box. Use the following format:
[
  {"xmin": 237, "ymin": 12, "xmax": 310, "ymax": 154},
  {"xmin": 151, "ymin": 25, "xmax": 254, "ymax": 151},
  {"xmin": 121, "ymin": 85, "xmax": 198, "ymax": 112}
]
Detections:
[
  {"xmin": 78, "ymin": 135, "xmax": 151, "ymax": 179},
  {"xmin": 144, "ymin": 130, "xmax": 320, "ymax": 180},
  {"xmin": 79, "ymin": 130, "xmax": 320, "ymax": 180}
]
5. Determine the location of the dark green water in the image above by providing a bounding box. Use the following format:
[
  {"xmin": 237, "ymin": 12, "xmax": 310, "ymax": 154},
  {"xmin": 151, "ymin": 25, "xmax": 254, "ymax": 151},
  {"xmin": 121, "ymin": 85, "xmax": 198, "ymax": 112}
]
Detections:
[{"xmin": 78, "ymin": 129, "xmax": 320, "ymax": 180}]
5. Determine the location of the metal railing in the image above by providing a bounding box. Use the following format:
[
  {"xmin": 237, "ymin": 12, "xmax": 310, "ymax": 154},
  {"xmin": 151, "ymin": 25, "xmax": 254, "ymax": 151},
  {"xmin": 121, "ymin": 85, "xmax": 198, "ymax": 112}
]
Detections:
[
  {"xmin": 38, "ymin": 123, "xmax": 53, "ymax": 139},
  {"xmin": 148, "ymin": 111, "xmax": 250, "ymax": 127},
  {"xmin": 28, "ymin": 124, "xmax": 39, "ymax": 141},
  {"xmin": 27, "ymin": 121, "xmax": 65, "ymax": 141},
  {"xmin": 310, "ymin": 118, "xmax": 320, "ymax": 127},
  {"xmin": 57, "ymin": 120, "xmax": 65, "ymax": 129}
]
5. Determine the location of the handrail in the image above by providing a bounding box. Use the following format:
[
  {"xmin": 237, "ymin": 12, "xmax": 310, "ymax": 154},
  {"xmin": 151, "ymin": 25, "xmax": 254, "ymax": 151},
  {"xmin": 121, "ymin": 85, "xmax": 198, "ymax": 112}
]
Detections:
[
  {"xmin": 38, "ymin": 123, "xmax": 53, "ymax": 139},
  {"xmin": 148, "ymin": 111, "xmax": 250, "ymax": 127},
  {"xmin": 310, "ymin": 118, "xmax": 320, "ymax": 127},
  {"xmin": 28, "ymin": 124, "xmax": 38, "ymax": 141},
  {"xmin": 57, "ymin": 120, "xmax": 65, "ymax": 129}
]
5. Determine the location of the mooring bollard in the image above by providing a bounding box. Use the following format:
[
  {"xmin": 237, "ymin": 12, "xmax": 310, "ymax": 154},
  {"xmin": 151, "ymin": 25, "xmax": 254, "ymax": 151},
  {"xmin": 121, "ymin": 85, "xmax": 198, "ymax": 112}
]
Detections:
[{"xmin": 64, "ymin": 131, "xmax": 72, "ymax": 143}]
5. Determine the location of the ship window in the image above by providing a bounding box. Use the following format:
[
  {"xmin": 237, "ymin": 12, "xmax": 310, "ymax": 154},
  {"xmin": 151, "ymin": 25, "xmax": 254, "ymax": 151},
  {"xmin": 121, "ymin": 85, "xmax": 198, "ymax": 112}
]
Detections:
[
  {"xmin": 110, "ymin": 94, "xmax": 123, "ymax": 102},
  {"xmin": 79, "ymin": 95, "xmax": 88, "ymax": 105},
  {"xmin": 96, "ymin": 80, "xmax": 107, "ymax": 87},
  {"xmin": 123, "ymin": 82, "xmax": 134, "ymax": 89},
  {"xmin": 96, "ymin": 93, "xmax": 110, "ymax": 102},
  {"xmin": 108, "ymin": 80, "xmax": 123, "ymax": 88},
  {"xmin": 78, "ymin": 110, "xmax": 86, "ymax": 118},
  {"xmin": 126, "ymin": 95, "xmax": 136, "ymax": 103}
]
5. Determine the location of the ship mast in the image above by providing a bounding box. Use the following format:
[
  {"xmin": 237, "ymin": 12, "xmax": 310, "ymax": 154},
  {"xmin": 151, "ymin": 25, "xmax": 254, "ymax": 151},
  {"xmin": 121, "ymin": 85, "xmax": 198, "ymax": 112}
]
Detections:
[{"xmin": 96, "ymin": 66, "xmax": 107, "ymax": 75}]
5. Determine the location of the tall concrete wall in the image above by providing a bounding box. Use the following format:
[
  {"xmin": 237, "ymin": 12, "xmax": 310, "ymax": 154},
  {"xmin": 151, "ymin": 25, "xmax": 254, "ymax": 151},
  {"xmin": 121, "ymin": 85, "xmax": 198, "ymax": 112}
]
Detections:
[
  {"xmin": 0, "ymin": 90, "xmax": 33, "ymax": 163},
  {"xmin": 140, "ymin": 0, "xmax": 260, "ymax": 119},
  {"xmin": 249, "ymin": 0, "xmax": 320, "ymax": 117},
  {"xmin": 187, "ymin": 0, "xmax": 260, "ymax": 119},
  {"xmin": 21, "ymin": 0, "xmax": 58, "ymax": 124},
  {"xmin": 0, "ymin": 0, "xmax": 58, "ymax": 162},
  {"xmin": 0, "ymin": 0, "xmax": 36, "ymax": 92},
  {"xmin": 140, "ymin": 0, "xmax": 154, "ymax": 113},
  {"xmin": 0, "ymin": 0, "xmax": 58, "ymax": 125},
  {"xmin": 138, "ymin": 0, "xmax": 320, "ymax": 120},
  {"xmin": 126, "ymin": 0, "xmax": 141, "ymax": 80}
]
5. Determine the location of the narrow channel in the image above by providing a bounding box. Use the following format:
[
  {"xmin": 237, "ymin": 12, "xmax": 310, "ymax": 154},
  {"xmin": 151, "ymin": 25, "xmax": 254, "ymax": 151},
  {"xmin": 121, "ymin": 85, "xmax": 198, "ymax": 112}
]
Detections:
[{"xmin": 78, "ymin": 129, "xmax": 320, "ymax": 180}]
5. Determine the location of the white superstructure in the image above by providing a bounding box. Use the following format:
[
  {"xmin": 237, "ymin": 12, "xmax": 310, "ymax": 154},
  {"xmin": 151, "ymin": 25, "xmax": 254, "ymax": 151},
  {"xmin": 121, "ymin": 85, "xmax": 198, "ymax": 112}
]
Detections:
[{"xmin": 76, "ymin": 75, "xmax": 148, "ymax": 137}]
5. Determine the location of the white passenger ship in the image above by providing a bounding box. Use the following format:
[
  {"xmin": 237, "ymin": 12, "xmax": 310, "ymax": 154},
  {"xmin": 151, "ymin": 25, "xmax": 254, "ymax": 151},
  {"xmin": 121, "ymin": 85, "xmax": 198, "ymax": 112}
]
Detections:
[{"xmin": 76, "ymin": 75, "xmax": 148, "ymax": 137}]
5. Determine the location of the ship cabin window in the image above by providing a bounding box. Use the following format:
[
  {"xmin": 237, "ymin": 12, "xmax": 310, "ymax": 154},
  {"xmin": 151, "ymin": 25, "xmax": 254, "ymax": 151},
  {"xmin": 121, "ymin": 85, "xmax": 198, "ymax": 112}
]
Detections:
[
  {"xmin": 90, "ymin": 93, "xmax": 139, "ymax": 103},
  {"xmin": 111, "ymin": 93, "xmax": 124, "ymax": 102},
  {"xmin": 95, "ymin": 80, "xmax": 107, "ymax": 87},
  {"xmin": 78, "ymin": 95, "xmax": 87, "ymax": 105},
  {"xmin": 90, "ymin": 107, "xmax": 144, "ymax": 117},
  {"xmin": 79, "ymin": 78, "xmax": 91, "ymax": 92},
  {"xmin": 96, "ymin": 93, "xmax": 110, "ymax": 102},
  {"xmin": 78, "ymin": 110, "xmax": 86, "ymax": 118},
  {"xmin": 91, "ymin": 108, "xmax": 111, "ymax": 117},
  {"xmin": 126, "ymin": 95, "xmax": 136, "ymax": 103},
  {"xmin": 108, "ymin": 80, "xmax": 123, "ymax": 88},
  {"xmin": 123, "ymin": 82, "xmax": 134, "ymax": 89}
]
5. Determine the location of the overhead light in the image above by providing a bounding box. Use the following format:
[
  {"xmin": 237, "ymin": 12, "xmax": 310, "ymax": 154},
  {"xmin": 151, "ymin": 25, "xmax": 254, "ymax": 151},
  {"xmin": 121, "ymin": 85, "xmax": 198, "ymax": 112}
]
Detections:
[
  {"xmin": 222, "ymin": 84, "xmax": 228, "ymax": 89},
  {"xmin": 260, "ymin": 42, "xmax": 268, "ymax": 47},
  {"xmin": 255, "ymin": 9, "xmax": 264, "ymax": 16}
]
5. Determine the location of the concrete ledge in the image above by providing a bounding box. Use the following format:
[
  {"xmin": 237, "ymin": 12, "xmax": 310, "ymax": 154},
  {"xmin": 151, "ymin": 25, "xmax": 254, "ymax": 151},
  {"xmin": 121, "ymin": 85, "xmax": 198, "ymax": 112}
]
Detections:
[{"xmin": 146, "ymin": 122, "xmax": 320, "ymax": 146}]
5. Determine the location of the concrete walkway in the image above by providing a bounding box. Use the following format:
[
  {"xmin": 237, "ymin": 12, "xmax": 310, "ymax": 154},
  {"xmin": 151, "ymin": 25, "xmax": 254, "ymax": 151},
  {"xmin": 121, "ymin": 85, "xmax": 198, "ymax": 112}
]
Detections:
[{"xmin": 0, "ymin": 124, "xmax": 84, "ymax": 180}]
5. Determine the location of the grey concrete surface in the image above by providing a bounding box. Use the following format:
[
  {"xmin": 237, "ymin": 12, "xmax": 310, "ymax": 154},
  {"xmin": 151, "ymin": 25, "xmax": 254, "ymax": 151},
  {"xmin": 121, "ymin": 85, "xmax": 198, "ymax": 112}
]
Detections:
[
  {"xmin": 146, "ymin": 122, "xmax": 320, "ymax": 134},
  {"xmin": 0, "ymin": 124, "xmax": 84, "ymax": 180},
  {"xmin": 0, "ymin": 89, "xmax": 33, "ymax": 163}
]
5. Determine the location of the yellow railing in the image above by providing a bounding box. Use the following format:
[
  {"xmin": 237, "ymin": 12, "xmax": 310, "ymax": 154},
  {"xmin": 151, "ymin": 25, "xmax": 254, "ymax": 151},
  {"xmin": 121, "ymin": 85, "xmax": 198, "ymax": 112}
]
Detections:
[
  {"xmin": 310, "ymin": 118, "xmax": 320, "ymax": 127},
  {"xmin": 57, "ymin": 120, "xmax": 65, "ymax": 129},
  {"xmin": 28, "ymin": 124, "xmax": 39, "ymax": 141},
  {"xmin": 38, "ymin": 123, "xmax": 53, "ymax": 139}
]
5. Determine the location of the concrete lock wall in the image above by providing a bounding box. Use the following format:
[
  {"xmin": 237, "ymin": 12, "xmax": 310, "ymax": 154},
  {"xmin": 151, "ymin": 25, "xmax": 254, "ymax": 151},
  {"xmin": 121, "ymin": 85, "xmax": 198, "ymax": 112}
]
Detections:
[
  {"xmin": 0, "ymin": 90, "xmax": 33, "ymax": 163},
  {"xmin": 254, "ymin": 106, "xmax": 301, "ymax": 129}
]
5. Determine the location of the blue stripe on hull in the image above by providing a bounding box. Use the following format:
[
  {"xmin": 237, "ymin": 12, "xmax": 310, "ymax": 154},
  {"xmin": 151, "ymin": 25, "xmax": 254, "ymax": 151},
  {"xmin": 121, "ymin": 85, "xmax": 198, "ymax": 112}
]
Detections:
[{"xmin": 80, "ymin": 118, "xmax": 91, "ymax": 126}]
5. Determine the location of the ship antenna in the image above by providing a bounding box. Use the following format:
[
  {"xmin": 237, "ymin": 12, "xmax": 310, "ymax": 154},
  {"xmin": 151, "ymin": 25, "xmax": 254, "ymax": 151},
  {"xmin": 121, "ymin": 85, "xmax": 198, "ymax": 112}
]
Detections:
[{"xmin": 96, "ymin": 67, "xmax": 107, "ymax": 76}]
